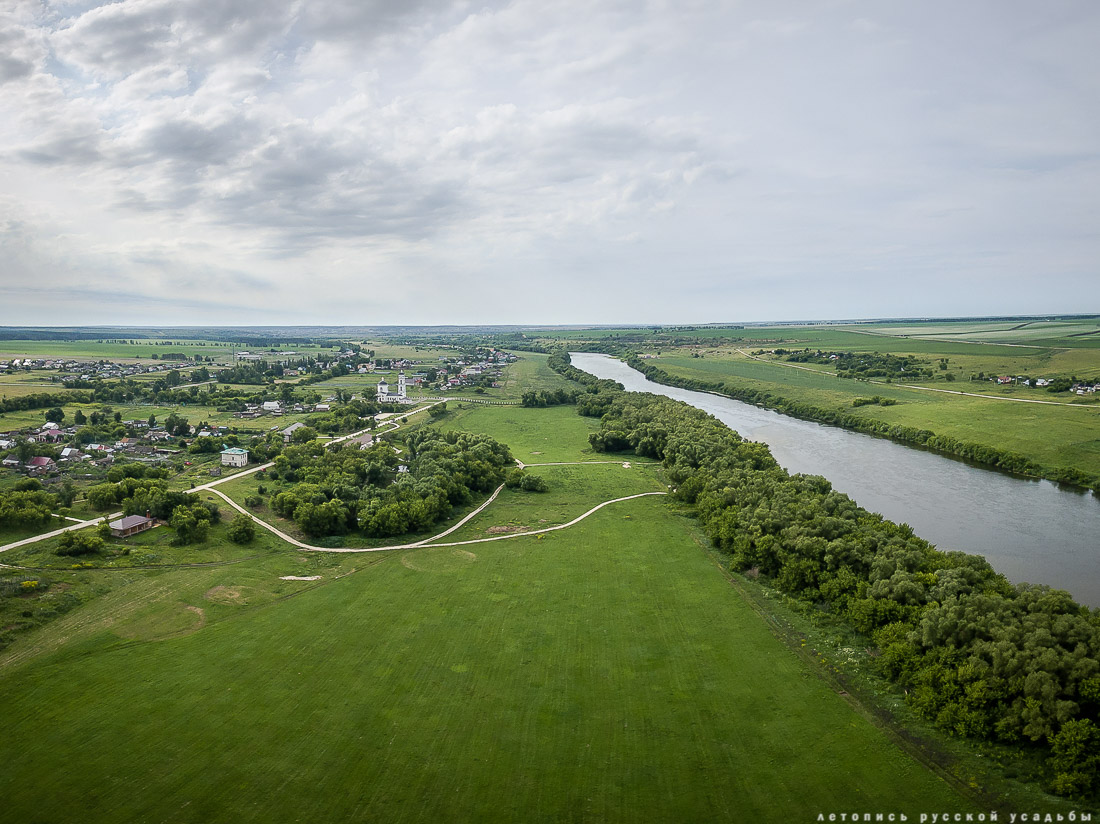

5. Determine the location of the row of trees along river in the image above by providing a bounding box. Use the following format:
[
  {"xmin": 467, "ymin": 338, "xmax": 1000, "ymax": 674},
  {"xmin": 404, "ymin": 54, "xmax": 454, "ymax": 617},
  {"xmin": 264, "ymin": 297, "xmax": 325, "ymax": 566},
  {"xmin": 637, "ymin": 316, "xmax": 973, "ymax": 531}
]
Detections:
[{"xmin": 562, "ymin": 351, "xmax": 1100, "ymax": 800}]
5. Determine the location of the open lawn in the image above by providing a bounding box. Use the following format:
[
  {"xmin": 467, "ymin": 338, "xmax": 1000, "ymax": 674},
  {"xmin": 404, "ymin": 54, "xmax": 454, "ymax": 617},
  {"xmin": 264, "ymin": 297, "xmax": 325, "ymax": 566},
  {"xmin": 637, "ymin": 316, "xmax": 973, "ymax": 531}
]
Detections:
[
  {"xmin": 422, "ymin": 462, "xmax": 667, "ymax": 543},
  {"xmin": 0, "ymin": 497, "xmax": 976, "ymax": 823},
  {"xmin": 435, "ymin": 403, "xmax": 602, "ymax": 464}
]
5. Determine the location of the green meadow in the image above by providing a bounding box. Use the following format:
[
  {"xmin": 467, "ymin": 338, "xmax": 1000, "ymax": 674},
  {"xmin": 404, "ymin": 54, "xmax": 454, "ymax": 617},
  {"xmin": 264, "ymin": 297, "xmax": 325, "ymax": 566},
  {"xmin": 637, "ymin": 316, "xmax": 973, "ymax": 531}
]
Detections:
[
  {"xmin": 1, "ymin": 349, "xmax": 1079, "ymax": 821},
  {"xmin": 0, "ymin": 496, "xmax": 975, "ymax": 823},
  {"xmin": 436, "ymin": 402, "xmax": 602, "ymax": 463}
]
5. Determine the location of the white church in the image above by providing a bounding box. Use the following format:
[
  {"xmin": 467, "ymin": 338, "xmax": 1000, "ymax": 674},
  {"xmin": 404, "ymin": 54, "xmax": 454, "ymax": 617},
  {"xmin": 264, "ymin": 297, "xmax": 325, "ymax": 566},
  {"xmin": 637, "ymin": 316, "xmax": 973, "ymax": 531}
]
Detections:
[{"xmin": 376, "ymin": 371, "xmax": 411, "ymax": 404}]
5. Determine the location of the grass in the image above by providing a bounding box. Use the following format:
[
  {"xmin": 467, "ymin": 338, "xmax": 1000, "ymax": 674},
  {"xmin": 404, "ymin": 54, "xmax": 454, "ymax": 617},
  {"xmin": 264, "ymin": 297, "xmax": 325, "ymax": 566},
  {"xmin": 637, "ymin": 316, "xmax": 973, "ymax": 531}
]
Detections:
[
  {"xmin": 435, "ymin": 403, "xmax": 603, "ymax": 464},
  {"xmin": 0, "ymin": 505, "xmax": 287, "ymax": 570},
  {"xmin": 0, "ymin": 339, "xmax": 330, "ymax": 361},
  {"xmin": 423, "ymin": 463, "xmax": 667, "ymax": 543},
  {"xmin": 0, "ymin": 497, "xmax": 978, "ymax": 822}
]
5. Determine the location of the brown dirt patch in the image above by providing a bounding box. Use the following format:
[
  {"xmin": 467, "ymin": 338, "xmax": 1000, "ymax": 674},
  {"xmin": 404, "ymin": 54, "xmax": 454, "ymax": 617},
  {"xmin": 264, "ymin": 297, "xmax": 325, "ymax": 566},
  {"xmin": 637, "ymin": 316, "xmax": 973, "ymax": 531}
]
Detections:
[
  {"xmin": 204, "ymin": 585, "xmax": 263, "ymax": 605},
  {"xmin": 485, "ymin": 524, "xmax": 527, "ymax": 534}
]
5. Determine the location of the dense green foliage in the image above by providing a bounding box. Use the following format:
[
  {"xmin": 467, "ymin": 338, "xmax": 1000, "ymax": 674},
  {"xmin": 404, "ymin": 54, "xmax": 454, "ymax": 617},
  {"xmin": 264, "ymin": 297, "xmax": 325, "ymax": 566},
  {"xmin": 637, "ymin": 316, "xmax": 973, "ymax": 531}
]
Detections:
[
  {"xmin": 267, "ymin": 430, "xmax": 514, "ymax": 539},
  {"xmin": 781, "ymin": 349, "xmax": 934, "ymax": 379},
  {"xmin": 226, "ymin": 513, "xmax": 256, "ymax": 544},
  {"xmin": 0, "ymin": 489, "xmax": 57, "ymax": 529},
  {"xmin": 520, "ymin": 388, "xmax": 578, "ymax": 407},
  {"xmin": 581, "ymin": 380, "xmax": 1100, "ymax": 798},
  {"xmin": 56, "ymin": 530, "xmax": 105, "ymax": 556}
]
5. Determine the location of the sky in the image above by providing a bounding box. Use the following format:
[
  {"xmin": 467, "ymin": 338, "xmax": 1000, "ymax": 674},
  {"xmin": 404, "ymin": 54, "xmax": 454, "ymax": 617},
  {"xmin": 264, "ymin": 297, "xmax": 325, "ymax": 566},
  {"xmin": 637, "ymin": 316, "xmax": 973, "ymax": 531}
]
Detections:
[{"xmin": 1, "ymin": 0, "xmax": 1098, "ymax": 327}]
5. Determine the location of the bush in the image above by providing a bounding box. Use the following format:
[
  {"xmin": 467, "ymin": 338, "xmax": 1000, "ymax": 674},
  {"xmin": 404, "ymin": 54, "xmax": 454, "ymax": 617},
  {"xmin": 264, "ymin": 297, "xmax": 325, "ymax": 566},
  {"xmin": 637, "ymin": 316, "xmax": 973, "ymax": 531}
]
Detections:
[
  {"xmin": 244, "ymin": 495, "xmax": 264, "ymax": 509},
  {"xmin": 227, "ymin": 514, "xmax": 256, "ymax": 544},
  {"xmin": 519, "ymin": 474, "xmax": 549, "ymax": 492},
  {"xmin": 56, "ymin": 530, "xmax": 105, "ymax": 557},
  {"xmin": 169, "ymin": 504, "xmax": 214, "ymax": 545}
]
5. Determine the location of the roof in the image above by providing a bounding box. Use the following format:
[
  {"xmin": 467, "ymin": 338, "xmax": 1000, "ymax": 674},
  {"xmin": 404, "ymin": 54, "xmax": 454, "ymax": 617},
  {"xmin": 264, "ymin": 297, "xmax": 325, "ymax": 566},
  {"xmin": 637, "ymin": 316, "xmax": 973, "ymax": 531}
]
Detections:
[
  {"xmin": 110, "ymin": 515, "xmax": 151, "ymax": 530},
  {"xmin": 221, "ymin": 447, "xmax": 248, "ymax": 455},
  {"xmin": 27, "ymin": 456, "xmax": 54, "ymax": 467},
  {"xmin": 281, "ymin": 422, "xmax": 307, "ymax": 435}
]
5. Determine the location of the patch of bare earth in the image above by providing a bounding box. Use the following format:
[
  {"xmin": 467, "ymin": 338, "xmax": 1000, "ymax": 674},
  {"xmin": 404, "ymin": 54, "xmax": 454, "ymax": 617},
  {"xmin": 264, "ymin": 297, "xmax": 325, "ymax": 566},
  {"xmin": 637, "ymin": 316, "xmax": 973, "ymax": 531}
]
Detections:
[
  {"xmin": 485, "ymin": 525, "xmax": 527, "ymax": 534},
  {"xmin": 204, "ymin": 586, "xmax": 265, "ymax": 605}
]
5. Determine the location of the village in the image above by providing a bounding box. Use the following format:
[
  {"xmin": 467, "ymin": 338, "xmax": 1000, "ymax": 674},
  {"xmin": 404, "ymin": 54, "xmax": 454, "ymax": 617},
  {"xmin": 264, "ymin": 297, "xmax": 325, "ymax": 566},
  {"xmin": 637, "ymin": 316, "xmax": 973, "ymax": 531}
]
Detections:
[{"xmin": 0, "ymin": 346, "xmax": 519, "ymax": 485}]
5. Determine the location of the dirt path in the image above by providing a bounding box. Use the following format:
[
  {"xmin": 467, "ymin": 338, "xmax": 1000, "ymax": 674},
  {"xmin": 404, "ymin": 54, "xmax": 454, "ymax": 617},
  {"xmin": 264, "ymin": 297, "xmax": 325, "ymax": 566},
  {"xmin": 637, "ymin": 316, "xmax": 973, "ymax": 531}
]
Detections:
[{"xmin": 207, "ymin": 482, "xmax": 666, "ymax": 554}]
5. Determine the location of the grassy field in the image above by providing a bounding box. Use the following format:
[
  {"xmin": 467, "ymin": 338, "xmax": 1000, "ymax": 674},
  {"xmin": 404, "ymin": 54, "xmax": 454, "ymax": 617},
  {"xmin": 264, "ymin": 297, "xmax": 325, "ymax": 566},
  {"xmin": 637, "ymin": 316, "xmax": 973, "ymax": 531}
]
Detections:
[
  {"xmin": 0, "ymin": 339, "xmax": 332, "ymax": 361},
  {"xmin": 0, "ymin": 496, "xmax": 978, "ymax": 822},
  {"xmin": 435, "ymin": 403, "xmax": 602, "ymax": 464}
]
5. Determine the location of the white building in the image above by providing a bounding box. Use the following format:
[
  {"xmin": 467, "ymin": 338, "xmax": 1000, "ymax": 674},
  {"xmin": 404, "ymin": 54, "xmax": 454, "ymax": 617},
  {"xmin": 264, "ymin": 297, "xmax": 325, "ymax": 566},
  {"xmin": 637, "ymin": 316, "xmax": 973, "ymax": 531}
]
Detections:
[
  {"xmin": 220, "ymin": 447, "xmax": 249, "ymax": 467},
  {"xmin": 377, "ymin": 371, "xmax": 409, "ymax": 403}
]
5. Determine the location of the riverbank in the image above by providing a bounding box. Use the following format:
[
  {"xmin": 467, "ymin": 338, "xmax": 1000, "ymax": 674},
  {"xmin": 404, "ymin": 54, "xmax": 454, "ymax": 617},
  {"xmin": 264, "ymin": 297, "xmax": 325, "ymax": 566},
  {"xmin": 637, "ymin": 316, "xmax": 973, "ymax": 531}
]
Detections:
[
  {"xmin": 566, "ymin": 352, "xmax": 1100, "ymax": 607},
  {"xmin": 619, "ymin": 353, "xmax": 1100, "ymax": 492}
]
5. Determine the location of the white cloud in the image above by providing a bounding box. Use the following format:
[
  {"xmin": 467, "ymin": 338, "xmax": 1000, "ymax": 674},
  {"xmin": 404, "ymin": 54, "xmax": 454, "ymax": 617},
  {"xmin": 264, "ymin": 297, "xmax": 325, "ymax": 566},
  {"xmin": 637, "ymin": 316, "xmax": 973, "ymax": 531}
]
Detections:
[{"xmin": 0, "ymin": 0, "xmax": 1097, "ymax": 325}]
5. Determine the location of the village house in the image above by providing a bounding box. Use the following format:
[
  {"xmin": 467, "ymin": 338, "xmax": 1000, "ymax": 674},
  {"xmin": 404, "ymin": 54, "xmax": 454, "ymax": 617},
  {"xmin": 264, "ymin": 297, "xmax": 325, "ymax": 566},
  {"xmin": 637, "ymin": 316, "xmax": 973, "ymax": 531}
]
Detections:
[
  {"xmin": 281, "ymin": 422, "xmax": 307, "ymax": 443},
  {"xmin": 109, "ymin": 514, "xmax": 154, "ymax": 538},
  {"xmin": 26, "ymin": 456, "xmax": 56, "ymax": 474},
  {"xmin": 220, "ymin": 447, "xmax": 249, "ymax": 467}
]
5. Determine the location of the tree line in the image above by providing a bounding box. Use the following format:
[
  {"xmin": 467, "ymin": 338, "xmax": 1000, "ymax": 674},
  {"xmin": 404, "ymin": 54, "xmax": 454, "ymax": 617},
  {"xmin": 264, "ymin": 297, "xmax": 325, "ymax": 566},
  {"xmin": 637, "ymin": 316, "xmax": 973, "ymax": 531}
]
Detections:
[{"xmin": 554, "ymin": 354, "xmax": 1100, "ymax": 799}]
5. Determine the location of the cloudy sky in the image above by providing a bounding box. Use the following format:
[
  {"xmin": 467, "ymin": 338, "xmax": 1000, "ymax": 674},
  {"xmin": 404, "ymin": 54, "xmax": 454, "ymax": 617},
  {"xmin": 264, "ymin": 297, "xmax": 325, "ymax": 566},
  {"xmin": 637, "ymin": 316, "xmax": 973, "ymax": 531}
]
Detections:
[{"xmin": 1, "ymin": 0, "xmax": 1097, "ymax": 326}]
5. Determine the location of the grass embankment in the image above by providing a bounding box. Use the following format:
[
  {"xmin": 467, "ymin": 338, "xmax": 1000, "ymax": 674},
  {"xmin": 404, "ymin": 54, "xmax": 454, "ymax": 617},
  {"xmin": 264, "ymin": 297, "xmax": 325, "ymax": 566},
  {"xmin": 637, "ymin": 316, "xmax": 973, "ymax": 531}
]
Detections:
[
  {"xmin": 635, "ymin": 353, "xmax": 1100, "ymax": 488},
  {"xmin": 0, "ymin": 497, "xmax": 975, "ymax": 822}
]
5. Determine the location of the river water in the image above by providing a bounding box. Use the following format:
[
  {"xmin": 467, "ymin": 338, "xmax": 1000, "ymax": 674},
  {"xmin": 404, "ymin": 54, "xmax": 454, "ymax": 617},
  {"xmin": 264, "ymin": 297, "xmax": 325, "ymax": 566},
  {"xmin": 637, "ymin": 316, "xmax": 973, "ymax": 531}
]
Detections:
[{"xmin": 570, "ymin": 353, "xmax": 1100, "ymax": 607}]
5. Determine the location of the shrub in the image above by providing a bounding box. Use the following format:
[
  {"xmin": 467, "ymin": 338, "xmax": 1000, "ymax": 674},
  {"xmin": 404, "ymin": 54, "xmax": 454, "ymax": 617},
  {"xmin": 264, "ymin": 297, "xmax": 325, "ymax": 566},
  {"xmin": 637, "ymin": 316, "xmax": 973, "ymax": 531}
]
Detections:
[
  {"xmin": 56, "ymin": 531, "xmax": 105, "ymax": 557},
  {"xmin": 227, "ymin": 514, "xmax": 256, "ymax": 544}
]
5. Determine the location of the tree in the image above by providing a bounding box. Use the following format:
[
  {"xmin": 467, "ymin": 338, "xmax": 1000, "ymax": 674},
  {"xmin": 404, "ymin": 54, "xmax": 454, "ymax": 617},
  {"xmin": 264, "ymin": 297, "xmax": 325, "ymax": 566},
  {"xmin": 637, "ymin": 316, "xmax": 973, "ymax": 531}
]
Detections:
[
  {"xmin": 74, "ymin": 409, "xmax": 87, "ymax": 425},
  {"xmin": 57, "ymin": 480, "xmax": 76, "ymax": 507},
  {"xmin": 147, "ymin": 414, "xmax": 157, "ymax": 429},
  {"xmin": 56, "ymin": 530, "xmax": 104, "ymax": 556},
  {"xmin": 86, "ymin": 483, "xmax": 120, "ymax": 511},
  {"xmin": 45, "ymin": 407, "xmax": 65, "ymax": 423},
  {"xmin": 170, "ymin": 504, "xmax": 212, "ymax": 545},
  {"xmin": 290, "ymin": 426, "xmax": 318, "ymax": 445},
  {"xmin": 227, "ymin": 514, "xmax": 256, "ymax": 544}
]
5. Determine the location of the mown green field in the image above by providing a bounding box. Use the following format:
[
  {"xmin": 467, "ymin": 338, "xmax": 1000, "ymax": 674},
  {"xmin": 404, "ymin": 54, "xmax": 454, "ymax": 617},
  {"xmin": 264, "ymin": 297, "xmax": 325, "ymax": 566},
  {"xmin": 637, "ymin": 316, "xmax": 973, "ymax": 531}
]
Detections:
[
  {"xmin": 436, "ymin": 402, "xmax": 602, "ymax": 464},
  {"xmin": 0, "ymin": 495, "xmax": 975, "ymax": 823},
  {"xmin": 653, "ymin": 353, "xmax": 1100, "ymax": 478}
]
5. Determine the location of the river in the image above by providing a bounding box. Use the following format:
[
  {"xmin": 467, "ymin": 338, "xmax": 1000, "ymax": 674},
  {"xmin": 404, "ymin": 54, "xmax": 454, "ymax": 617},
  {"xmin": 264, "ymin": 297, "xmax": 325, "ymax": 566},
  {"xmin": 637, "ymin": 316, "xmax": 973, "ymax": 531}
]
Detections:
[{"xmin": 570, "ymin": 352, "xmax": 1100, "ymax": 607}]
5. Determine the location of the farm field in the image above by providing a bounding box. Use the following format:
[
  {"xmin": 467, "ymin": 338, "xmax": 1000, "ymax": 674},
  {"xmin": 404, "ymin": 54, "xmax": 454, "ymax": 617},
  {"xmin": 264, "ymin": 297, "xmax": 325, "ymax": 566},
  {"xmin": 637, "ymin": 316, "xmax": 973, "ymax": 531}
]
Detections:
[{"xmin": 0, "ymin": 495, "xmax": 976, "ymax": 823}]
